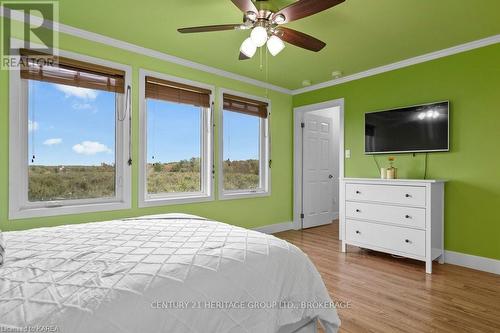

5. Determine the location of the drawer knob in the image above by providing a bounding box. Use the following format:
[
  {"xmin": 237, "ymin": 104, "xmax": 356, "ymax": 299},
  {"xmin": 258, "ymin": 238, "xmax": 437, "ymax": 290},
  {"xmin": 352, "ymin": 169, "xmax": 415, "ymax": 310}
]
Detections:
[
  {"xmin": 405, "ymin": 239, "xmax": 411, "ymax": 243},
  {"xmin": 405, "ymin": 215, "xmax": 411, "ymax": 219},
  {"xmin": 355, "ymin": 230, "xmax": 361, "ymax": 234},
  {"xmin": 356, "ymin": 209, "xmax": 361, "ymax": 213},
  {"xmin": 405, "ymin": 194, "xmax": 411, "ymax": 198},
  {"xmin": 356, "ymin": 190, "xmax": 361, "ymax": 194}
]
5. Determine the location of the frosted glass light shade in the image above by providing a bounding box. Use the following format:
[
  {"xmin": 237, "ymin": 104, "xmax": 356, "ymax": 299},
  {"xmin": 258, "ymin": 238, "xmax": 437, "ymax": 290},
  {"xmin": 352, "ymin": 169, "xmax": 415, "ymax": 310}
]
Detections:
[
  {"xmin": 267, "ymin": 35, "xmax": 285, "ymax": 56},
  {"xmin": 250, "ymin": 26, "xmax": 268, "ymax": 47},
  {"xmin": 240, "ymin": 37, "xmax": 257, "ymax": 58}
]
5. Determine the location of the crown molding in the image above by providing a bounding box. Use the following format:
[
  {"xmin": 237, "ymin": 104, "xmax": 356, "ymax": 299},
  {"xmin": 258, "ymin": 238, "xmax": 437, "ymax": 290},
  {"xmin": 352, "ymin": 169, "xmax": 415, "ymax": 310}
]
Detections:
[
  {"xmin": 292, "ymin": 34, "xmax": 500, "ymax": 95},
  {"xmin": 2, "ymin": 6, "xmax": 499, "ymax": 96}
]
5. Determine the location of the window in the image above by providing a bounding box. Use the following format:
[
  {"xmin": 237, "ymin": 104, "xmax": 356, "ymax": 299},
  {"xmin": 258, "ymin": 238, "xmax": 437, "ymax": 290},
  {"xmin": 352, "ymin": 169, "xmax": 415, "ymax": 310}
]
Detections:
[
  {"xmin": 219, "ymin": 91, "xmax": 270, "ymax": 199},
  {"xmin": 9, "ymin": 49, "xmax": 131, "ymax": 219},
  {"xmin": 27, "ymin": 80, "xmax": 116, "ymax": 202},
  {"xmin": 139, "ymin": 71, "xmax": 213, "ymax": 207}
]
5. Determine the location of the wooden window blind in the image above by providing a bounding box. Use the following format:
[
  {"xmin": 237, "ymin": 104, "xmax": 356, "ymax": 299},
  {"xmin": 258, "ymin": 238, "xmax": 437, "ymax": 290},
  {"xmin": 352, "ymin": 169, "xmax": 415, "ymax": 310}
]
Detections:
[
  {"xmin": 145, "ymin": 76, "xmax": 211, "ymax": 108},
  {"xmin": 223, "ymin": 94, "xmax": 268, "ymax": 118},
  {"xmin": 20, "ymin": 49, "xmax": 125, "ymax": 93}
]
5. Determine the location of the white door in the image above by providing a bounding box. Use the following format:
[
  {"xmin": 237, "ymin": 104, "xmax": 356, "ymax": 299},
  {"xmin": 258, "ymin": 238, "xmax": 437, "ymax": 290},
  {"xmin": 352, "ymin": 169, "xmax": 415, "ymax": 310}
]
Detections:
[{"xmin": 302, "ymin": 113, "xmax": 335, "ymax": 228}]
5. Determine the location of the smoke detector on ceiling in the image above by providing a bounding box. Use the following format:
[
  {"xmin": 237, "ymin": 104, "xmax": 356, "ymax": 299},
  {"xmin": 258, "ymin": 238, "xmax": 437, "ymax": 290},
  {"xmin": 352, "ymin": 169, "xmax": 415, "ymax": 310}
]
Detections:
[{"xmin": 331, "ymin": 70, "xmax": 343, "ymax": 79}]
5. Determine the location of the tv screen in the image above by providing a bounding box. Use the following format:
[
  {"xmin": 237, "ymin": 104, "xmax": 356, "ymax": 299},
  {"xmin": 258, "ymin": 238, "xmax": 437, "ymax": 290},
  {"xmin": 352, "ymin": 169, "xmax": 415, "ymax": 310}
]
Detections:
[{"xmin": 365, "ymin": 101, "xmax": 449, "ymax": 154}]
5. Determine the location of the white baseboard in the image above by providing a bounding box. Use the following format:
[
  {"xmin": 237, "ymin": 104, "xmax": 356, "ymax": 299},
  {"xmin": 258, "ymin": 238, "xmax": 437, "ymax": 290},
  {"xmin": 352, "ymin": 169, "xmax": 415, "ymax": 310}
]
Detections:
[
  {"xmin": 444, "ymin": 250, "xmax": 500, "ymax": 275},
  {"xmin": 254, "ymin": 223, "xmax": 500, "ymax": 276},
  {"xmin": 253, "ymin": 221, "xmax": 294, "ymax": 234}
]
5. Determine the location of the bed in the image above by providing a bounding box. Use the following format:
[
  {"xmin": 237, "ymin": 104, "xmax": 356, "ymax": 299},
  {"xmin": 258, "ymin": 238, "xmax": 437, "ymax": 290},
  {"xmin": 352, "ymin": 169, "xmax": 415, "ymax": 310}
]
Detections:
[{"xmin": 0, "ymin": 214, "xmax": 340, "ymax": 333}]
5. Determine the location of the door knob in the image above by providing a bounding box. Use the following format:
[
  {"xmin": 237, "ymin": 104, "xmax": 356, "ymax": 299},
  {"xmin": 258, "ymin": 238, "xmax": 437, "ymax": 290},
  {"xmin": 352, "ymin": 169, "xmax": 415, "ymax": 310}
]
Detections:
[{"xmin": 329, "ymin": 174, "xmax": 333, "ymax": 179}]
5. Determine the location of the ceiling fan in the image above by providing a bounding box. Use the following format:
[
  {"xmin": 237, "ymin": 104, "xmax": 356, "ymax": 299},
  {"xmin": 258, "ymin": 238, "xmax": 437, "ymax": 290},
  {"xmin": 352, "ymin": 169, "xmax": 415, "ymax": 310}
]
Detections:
[{"xmin": 178, "ymin": 0, "xmax": 345, "ymax": 59}]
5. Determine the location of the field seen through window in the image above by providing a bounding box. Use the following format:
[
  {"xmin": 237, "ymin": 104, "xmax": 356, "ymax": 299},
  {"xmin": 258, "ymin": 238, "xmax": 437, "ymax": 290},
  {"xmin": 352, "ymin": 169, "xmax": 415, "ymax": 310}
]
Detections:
[{"xmin": 28, "ymin": 158, "xmax": 259, "ymax": 201}]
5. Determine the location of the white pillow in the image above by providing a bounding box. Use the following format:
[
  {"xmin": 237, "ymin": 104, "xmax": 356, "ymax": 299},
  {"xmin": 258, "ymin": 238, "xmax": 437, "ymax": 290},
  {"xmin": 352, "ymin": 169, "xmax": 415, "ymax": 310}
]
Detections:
[{"xmin": 0, "ymin": 230, "xmax": 4, "ymax": 266}]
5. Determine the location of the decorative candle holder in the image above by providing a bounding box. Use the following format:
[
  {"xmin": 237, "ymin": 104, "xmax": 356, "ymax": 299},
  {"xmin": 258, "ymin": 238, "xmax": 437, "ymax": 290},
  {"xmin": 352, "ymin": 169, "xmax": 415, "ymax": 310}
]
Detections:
[{"xmin": 386, "ymin": 167, "xmax": 397, "ymax": 179}]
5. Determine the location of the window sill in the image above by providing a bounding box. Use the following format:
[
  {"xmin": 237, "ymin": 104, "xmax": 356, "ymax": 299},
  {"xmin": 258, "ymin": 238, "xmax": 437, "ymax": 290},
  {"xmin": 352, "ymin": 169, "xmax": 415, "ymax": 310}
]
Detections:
[
  {"xmin": 9, "ymin": 200, "xmax": 131, "ymax": 220},
  {"xmin": 219, "ymin": 190, "xmax": 270, "ymax": 201},
  {"xmin": 139, "ymin": 193, "xmax": 213, "ymax": 208}
]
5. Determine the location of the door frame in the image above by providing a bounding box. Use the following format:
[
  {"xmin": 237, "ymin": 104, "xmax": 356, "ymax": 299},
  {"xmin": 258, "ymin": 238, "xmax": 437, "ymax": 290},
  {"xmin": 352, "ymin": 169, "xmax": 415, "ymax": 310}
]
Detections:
[{"xmin": 293, "ymin": 98, "xmax": 345, "ymax": 238}]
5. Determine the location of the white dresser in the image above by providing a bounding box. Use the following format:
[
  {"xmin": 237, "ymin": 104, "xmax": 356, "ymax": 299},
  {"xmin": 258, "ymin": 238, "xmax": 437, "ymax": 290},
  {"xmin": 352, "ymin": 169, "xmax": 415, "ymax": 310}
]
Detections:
[{"xmin": 340, "ymin": 178, "xmax": 446, "ymax": 273}]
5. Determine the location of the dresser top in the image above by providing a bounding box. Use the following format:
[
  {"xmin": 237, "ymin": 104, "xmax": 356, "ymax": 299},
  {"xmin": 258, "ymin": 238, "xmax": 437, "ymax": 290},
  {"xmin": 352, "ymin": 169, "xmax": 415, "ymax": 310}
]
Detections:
[{"xmin": 342, "ymin": 178, "xmax": 446, "ymax": 184}]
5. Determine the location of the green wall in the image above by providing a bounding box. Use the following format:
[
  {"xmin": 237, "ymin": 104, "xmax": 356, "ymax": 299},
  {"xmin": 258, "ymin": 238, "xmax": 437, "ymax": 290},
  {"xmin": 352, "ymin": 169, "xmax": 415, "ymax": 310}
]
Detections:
[
  {"xmin": 0, "ymin": 30, "xmax": 294, "ymax": 231},
  {"xmin": 294, "ymin": 43, "xmax": 500, "ymax": 260}
]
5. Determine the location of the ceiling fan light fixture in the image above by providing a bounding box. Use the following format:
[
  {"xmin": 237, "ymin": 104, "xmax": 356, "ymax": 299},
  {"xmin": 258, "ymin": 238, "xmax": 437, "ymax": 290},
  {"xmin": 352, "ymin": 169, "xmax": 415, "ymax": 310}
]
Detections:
[
  {"xmin": 331, "ymin": 70, "xmax": 343, "ymax": 79},
  {"xmin": 273, "ymin": 14, "xmax": 286, "ymax": 24},
  {"xmin": 250, "ymin": 26, "xmax": 268, "ymax": 47},
  {"xmin": 245, "ymin": 11, "xmax": 257, "ymax": 21},
  {"xmin": 267, "ymin": 35, "xmax": 285, "ymax": 56},
  {"xmin": 240, "ymin": 37, "xmax": 257, "ymax": 58}
]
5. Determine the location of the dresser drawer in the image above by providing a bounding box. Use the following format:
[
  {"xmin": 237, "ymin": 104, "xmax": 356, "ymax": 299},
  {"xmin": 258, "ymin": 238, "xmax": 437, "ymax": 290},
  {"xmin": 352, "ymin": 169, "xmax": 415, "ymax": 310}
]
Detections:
[
  {"xmin": 346, "ymin": 183, "xmax": 426, "ymax": 207},
  {"xmin": 346, "ymin": 219, "xmax": 425, "ymax": 257},
  {"xmin": 346, "ymin": 202, "xmax": 426, "ymax": 229}
]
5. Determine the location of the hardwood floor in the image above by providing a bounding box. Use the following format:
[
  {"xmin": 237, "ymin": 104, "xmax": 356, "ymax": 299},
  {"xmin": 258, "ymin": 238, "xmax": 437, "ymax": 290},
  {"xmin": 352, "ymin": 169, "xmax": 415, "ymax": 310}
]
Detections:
[{"xmin": 275, "ymin": 222, "xmax": 500, "ymax": 333}]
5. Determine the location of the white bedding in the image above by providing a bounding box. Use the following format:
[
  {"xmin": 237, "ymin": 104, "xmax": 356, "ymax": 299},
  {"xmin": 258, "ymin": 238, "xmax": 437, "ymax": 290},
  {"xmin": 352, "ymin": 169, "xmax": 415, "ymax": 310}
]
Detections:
[{"xmin": 0, "ymin": 214, "xmax": 340, "ymax": 333}]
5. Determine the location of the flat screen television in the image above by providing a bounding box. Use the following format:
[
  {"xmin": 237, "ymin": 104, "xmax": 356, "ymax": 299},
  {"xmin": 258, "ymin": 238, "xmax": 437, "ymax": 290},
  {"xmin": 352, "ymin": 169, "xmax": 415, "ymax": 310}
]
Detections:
[{"xmin": 365, "ymin": 101, "xmax": 449, "ymax": 154}]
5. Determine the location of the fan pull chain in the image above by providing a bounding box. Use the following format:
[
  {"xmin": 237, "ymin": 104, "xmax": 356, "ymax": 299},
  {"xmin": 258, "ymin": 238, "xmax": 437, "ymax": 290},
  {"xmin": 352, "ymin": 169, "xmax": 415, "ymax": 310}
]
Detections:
[
  {"xmin": 259, "ymin": 47, "xmax": 263, "ymax": 71},
  {"xmin": 265, "ymin": 49, "xmax": 271, "ymax": 171},
  {"xmin": 265, "ymin": 47, "xmax": 269, "ymax": 98}
]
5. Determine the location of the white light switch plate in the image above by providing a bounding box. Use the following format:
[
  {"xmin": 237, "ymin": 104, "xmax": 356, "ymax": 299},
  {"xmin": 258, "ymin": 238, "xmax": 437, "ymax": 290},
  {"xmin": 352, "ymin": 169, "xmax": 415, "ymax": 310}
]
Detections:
[{"xmin": 345, "ymin": 149, "xmax": 351, "ymax": 158}]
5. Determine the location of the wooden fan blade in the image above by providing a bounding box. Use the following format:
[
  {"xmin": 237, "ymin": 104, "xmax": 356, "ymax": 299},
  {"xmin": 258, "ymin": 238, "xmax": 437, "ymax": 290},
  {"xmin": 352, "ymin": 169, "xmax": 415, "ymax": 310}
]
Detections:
[
  {"xmin": 239, "ymin": 52, "xmax": 250, "ymax": 60},
  {"xmin": 278, "ymin": 27, "xmax": 326, "ymax": 52},
  {"xmin": 178, "ymin": 24, "xmax": 243, "ymax": 33},
  {"xmin": 274, "ymin": 0, "xmax": 344, "ymax": 24},
  {"xmin": 230, "ymin": 0, "xmax": 258, "ymax": 14}
]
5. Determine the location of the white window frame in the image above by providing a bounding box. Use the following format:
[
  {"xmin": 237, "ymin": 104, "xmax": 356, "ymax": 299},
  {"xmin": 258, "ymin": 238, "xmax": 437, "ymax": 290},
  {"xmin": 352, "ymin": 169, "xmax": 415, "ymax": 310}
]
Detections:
[
  {"xmin": 8, "ymin": 46, "xmax": 132, "ymax": 219},
  {"xmin": 138, "ymin": 69, "xmax": 214, "ymax": 207},
  {"xmin": 218, "ymin": 88, "xmax": 271, "ymax": 200}
]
